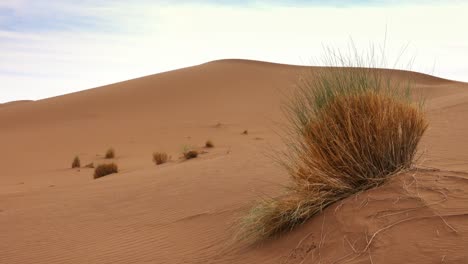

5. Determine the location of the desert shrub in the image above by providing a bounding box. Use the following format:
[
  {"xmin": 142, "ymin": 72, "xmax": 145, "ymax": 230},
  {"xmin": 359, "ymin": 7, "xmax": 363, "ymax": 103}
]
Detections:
[
  {"xmin": 184, "ymin": 150, "xmax": 198, "ymax": 159},
  {"xmin": 205, "ymin": 140, "xmax": 214, "ymax": 148},
  {"xmin": 84, "ymin": 163, "xmax": 94, "ymax": 168},
  {"xmin": 242, "ymin": 130, "xmax": 248, "ymax": 135},
  {"xmin": 105, "ymin": 148, "xmax": 115, "ymax": 159},
  {"xmin": 72, "ymin": 156, "xmax": 81, "ymax": 168},
  {"xmin": 153, "ymin": 152, "xmax": 169, "ymax": 165},
  {"xmin": 94, "ymin": 163, "xmax": 118, "ymax": 179},
  {"xmin": 241, "ymin": 48, "xmax": 428, "ymax": 241}
]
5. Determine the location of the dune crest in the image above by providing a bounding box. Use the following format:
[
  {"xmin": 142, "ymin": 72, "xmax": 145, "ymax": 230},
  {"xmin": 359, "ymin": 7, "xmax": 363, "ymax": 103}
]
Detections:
[{"xmin": 0, "ymin": 100, "xmax": 33, "ymax": 108}]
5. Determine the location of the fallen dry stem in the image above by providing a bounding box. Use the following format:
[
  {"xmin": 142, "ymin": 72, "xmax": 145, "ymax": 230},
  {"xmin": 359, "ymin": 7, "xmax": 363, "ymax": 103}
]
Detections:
[
  {"xmin": 282, "ymin": 231, "xmax": 315, "ymax": 264},
  {"xmin": 376, "ymin": 187, "xmax": 448, "ymax": 219},
  {"xmin": 338, "ymin": 213, "xmax": 460, "ymax": 263}
]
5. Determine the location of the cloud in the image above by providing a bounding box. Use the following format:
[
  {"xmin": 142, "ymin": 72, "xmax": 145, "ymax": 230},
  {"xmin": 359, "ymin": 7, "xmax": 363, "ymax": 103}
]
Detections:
[{"xmin": 0, "ymin": 1, "xmax": 467, "ymax": 103}]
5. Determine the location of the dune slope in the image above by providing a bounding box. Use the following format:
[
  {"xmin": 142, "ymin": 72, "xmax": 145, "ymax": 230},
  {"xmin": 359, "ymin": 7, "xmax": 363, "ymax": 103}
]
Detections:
[{"xmin": 1, "ymin": 59, "xmax": 468, "ymax": 263}]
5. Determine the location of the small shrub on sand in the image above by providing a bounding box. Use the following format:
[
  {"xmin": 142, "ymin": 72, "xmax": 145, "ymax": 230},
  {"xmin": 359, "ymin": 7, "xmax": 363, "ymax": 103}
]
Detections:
[
  {"xmin": 84, "ymin": 163, "xmax": 94, "ymax": 168},
  {"xmin": 205, "ymin": 140, "xmax": 214, "ymax": 148},
  {"xmin": 241, "ymin": 47, "xmax": 428, "ymax": 241},
  {"xmin": 72, "ymin": 156, "xmax": 81, "ymax": 168},
  {"xmin": 184, "ymin": 150, "xmax": 198, "ymax": 159},
  {"xmin": 153, "ymin": 152, "xmax": 169, "ymax": 165},
  {"xmin": 105, "ymin": 148, "xmax": 115, "ymax": 159},
  {"xmin": 242, "ymin": 130, "xmax": 248, "ymax": 135},
  {"xmin": 94, "ymin": 163, "xmax": 118, "ymax": 179}
]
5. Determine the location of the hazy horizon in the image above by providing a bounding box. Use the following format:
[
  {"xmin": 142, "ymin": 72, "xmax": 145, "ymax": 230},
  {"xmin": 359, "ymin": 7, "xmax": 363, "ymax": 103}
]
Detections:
[{"xmin": 1, "ymin": 0, "xmax": 467, "ymax": 103}]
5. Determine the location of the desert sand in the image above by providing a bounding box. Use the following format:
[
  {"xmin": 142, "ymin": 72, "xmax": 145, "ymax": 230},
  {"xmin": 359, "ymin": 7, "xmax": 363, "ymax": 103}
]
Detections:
[{"xmin": 1, "ymin": 59, "xmax": 468, "ymax": 263}]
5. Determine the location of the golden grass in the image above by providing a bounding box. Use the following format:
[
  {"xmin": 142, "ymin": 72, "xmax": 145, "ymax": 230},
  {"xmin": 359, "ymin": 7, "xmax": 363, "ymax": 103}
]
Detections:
[
  {"xmin": 71, "ymin": 156, "xmax": 81, "ymax": 168},
  {"xmin": 240, "ymin": 51, "xmax": 428, "ymax": 241},
  {"xmin": 153, "ymin": 152, "xmax": 169, "ymax": 165},
  {"xmin": 289, "ymin": 92, "xmax": 427, "ymax": 190},
  {"xmin": 205, "ymin": 140, "xmax": 214, "ymax": 148},
  {"xmin": 94, "ymin": 163, "xmax": 118, "ymax": 179},
  {"xmin": 105, "ymin": 148, "xmax": 115, "ymax": 159}
]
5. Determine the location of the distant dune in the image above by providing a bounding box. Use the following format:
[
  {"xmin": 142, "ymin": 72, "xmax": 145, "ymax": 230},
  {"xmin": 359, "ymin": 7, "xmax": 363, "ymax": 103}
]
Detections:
[{"xmin": 1, "ymin": 59, "xmax": 467, "ymax": 263}]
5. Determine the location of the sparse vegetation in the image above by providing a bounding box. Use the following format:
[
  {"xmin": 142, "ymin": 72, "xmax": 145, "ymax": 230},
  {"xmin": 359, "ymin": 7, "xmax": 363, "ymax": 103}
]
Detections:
[
  {"xmin": 184, "ymin": 150, "xmax": 198, "ymax": 159},
  {"xmin": 72, "ymin": 156, "xmax": 81, "ymax": 168},
  {"xmin": 105, "ymin": 148, "xmax": 115, "ymax": 159},
  {"xmin": 94, "ymin": 163, "xmax": 118, "ymax": 179},
  {"xmin": 205, "ymin": 140, "xmax": 214, "ymax": 148},
  {"xmin": 84, "ymin": 163, "xmax": 94, "ymax": 168},
  {"xmin": 153, "ymin": 152, "xmax": 169, "ymax": 165},
  {"xmin": 242, "ymin": 130, "xmax": 248, "ymax": 135},
  {"xmin": 241, "ymin": 47, "xmax": 428, "ymax": 241}
]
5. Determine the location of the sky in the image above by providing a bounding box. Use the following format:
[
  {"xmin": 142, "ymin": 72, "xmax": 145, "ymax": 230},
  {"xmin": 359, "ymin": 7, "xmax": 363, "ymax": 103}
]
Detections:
[{"xmin": 1, "ymin": 0, "xmax": 467, "ymax": 103}]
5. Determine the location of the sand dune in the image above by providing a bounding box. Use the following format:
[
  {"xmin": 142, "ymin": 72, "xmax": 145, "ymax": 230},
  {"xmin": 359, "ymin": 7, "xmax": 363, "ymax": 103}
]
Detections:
[
  {"xmin": 1, "ymin": 59, "xmax": 467, "ymax": 263},
  {"xmin": 0, "ymin": 100, "xmax": 33, "ymax": 109}
]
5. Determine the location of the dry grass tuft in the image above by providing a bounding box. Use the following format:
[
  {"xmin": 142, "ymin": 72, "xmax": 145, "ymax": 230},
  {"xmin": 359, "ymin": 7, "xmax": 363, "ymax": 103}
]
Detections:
[
  {"xmin": 105, "ymin": 148, "xmax": 115, "ymax": 159},
  {"xmin": 94, "ymin": 163, "xmax": 118, "ymax": 179},
  {"xmin": 205, "ymin": 140, "xmax": 214, "ymax": 148},
  {"xmin": 288, "ymin": 92, "xmax": 427, "ymax": 190},
  {"xmin": 184, "ymin": 150, "xmax": 199, "ymax": 160},
  {"xmin": 153, "ymin": 152, "xmax": 169, "ymax": 165},
  {"xmin": 240, "ymin": 47, "xmax": 428, "ymax": 242},
  {"xmin": 72, "ymin": 156, "xmax": 81, "ymax": 168}
]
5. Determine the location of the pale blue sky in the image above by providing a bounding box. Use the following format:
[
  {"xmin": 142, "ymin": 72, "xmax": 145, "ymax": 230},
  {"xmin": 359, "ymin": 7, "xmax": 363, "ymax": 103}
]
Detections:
[{"xmin": 1, "ymin": 0, "xmax": 467, "ymax": 102}]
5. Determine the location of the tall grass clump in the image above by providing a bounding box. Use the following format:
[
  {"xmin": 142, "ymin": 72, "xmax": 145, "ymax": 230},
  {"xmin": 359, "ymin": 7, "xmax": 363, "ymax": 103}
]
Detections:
[
  {"xmin": 72, "ymin": 156, "xmax": 81, "ymax": 168},
  {"xmin": 184, "ymin": 150, "xmax": 198, "ymax": 160},
  {"xmin": 205, "ymin": 140, "xmax": 214, "ymax": 148},
  {"xmin": 153, "ymin": 152, "xmax": 169, "ymax": 165},
  {"xmin": 94, "ymin": 163, "xmax": 118, "ymax": 179},
  {"xmin": 241, "ymin": 45, "xmax": 428, "ymax": 241},
  {"xmin": 105, "ymin": 148, "xmax": 115, "ymax": 159}
]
